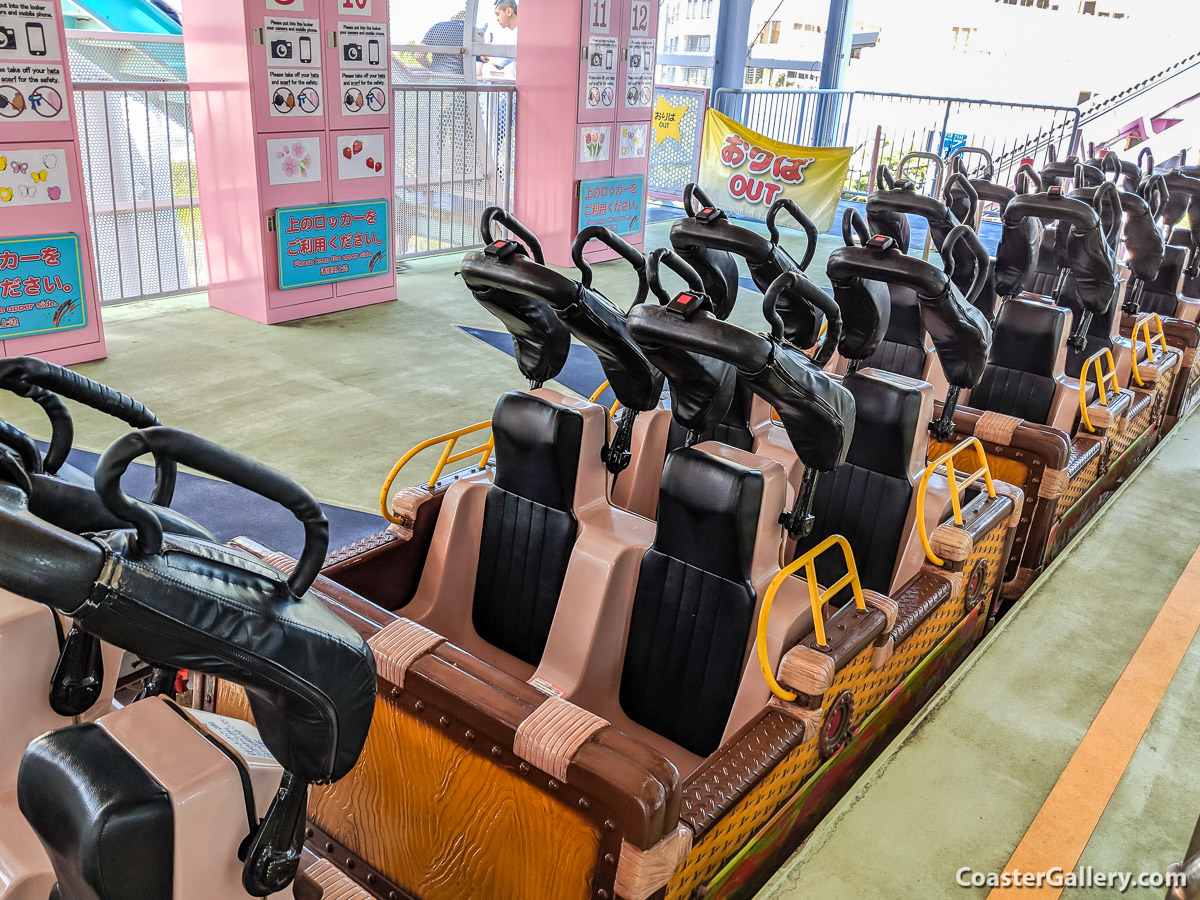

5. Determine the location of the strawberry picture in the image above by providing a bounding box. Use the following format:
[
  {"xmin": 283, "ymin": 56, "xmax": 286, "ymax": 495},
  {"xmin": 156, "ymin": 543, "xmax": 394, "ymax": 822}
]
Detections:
[
  {"xmin": 366, "ymin": 156, "xmax": 374, "ymax": 169},
  {"xmin": 375, "ymin": 161, "xmax": 383, "ymax": 172},
  {"xmin": 352, "ymin": 140, "xmax": 363, "ymax": 155},
  {"xmin": 342, "ymin": 146, "xmax": 352, "ymax": 159}
]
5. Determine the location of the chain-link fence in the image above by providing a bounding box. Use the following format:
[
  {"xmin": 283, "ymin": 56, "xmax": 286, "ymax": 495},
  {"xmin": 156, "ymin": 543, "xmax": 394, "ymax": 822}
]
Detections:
[{"xmin": 393, "ymin": 83, "xmax": 516, "ymax": 260}]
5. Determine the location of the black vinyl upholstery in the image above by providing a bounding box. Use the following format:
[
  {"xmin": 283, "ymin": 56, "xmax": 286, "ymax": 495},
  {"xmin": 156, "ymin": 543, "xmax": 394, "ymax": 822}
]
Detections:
[
  {"xmin": 667, "ymin": 378, "xmax": 754, "ymax": 453},
  {"xmin": 19, "ymin": 723, "xmax": 173, "ymax": 900},
  {"xmin": 620, "ymin": 447, "xmax": 763, "ymax": 757},
  {"xmin": 473, "ymin": 392, "xmax": 582, "ymax": 666},
  {"xmin": 861, "ymin": 286, "xmax": 926, "ymax": 379},
  {"xmin": 969, "ymin": 298, "xmax": 1066, "ymax": 425},
  {"xmin": 794, "ymin": 371, "xmax": 921, "ymax": 599}
]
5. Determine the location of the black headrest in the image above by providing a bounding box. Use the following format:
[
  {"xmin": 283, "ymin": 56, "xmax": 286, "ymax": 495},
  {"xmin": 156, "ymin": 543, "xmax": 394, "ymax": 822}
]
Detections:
[
  {"xmin": 460, "ymin": 247, "xmax": 571, "ymax": 386},
  {"xmin": 1163, "ymin": 171, "xmax": 1200, "ymax": 230},
  {"xmin": 988, "ymin": 298, "xmax": 1066, "ymax": 377},
  {"xmin": 1145, "ymin": 243, "xmax": 1187, "ymax": 294},
  {"xmin": 652, "ymin": 446, "xmax": 763, "ymax": 583},
  {"xmin": 994, "ymin": 215, "xmax": 1042, "ymax": 299},
  {"xmin": 1005, "ymin": 190, "xmax": 1117, "ymax": 315},
  {"xmin": 842, "ymin": 370, "xmax": 923, "ymax": 480},
  {"xmin": 866, "ymin": 193, "xmax": 911, "ymax": 254},
  {"xmin": 19, "ymin": 722, "xmax": 173, "ymax": 900},
  {"xmin": 627, "ymin": 305, "xmax": 855, "ymax": 472},
  {"xmin": 491, "ymin": 391, "xmax": 582, "ymax": 511},
  {"xmin": 825, "ymin": 238, "xmax": 991, "ymax": 388},
  {"xmin": 669, "ymin": 216, "xmax": 742, "ymax": 319}
]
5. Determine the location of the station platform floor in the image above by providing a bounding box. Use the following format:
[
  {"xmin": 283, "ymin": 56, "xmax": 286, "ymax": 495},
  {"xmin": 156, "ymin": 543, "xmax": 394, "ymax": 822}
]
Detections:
[{"xmin": 2, "ymin": 212, "xmax": 1199, "ymax": 898}]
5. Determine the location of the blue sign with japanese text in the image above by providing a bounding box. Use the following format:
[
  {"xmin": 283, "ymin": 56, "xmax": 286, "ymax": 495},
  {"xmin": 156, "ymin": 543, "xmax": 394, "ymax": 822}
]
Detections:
[
  {"xmin": 578, "ymin": 174, "xmax": 645, "ymax": 237},
  {"xmin": 276, "ymin": 199, "xmax": 390, "ymax": 290},
  {"xmin": 942, "ymin": 132, "xmax": 968, "ymax": 157},
  {"xmin": 0, "ymin": 233, "xmax": 87, "ymax": 340}
]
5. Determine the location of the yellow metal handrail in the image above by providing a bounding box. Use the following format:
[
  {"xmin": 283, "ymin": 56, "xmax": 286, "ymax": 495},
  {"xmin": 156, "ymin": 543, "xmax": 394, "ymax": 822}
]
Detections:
[
  {"xmin": 756, "ymin": 534, "xmax": 865, "ymax": 702},
  {"xmin": 917, "ymin": 437, "xmax": 996, "ymax": 567},
  {"xmin": 1131, "ymin": 313, "xmax": 1168, "ymax": 388},
  {"xmin": 378, "ymin": 421, "xmax": 494, "ymax": 524},
  {"xmin": 588, "ymin": 380, "xmax": 622, "ymax": 417},
  {"xmin": 1078, "ymin": 347, "xmax": 1120, "ymax": 434}
]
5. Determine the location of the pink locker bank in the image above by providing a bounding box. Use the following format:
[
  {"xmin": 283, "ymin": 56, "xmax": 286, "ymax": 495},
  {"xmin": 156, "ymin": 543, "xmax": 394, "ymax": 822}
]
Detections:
[
  {"xmin": 0, "ymin": 0, "xmax": 106, "ymax": 363},
  {"xmin": 184, "ymin": 0, "xmax": 394, "ymax": 324},
  {"xmin": 515, "ymin": 0, "xmax": 657, "ymax": 266}
]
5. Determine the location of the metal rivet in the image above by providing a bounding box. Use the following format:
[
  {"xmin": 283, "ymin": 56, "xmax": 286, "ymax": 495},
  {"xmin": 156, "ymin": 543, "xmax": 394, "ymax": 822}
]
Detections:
[
  {"xmin": 346, "ymin": 858, "xmax": 356, "ymax": 870},
  {"xmin": 604, "ymin": 853, "xmax": 617, "ymax": 865},
  {"xmin": 491, "ymin": 745, "xmax": 503, "ymax": 757},
  {"xmin": 389, "ymin": 893, "xmax": 398, "ymax": 900},
  {"xmin": 414, "ymin": 700, "xmax": 425, "ymax": 712},
  {"xmin": 548, "ymin": 778, "xmax": 559, "ymax": 790},
  {"xmin": 305, "ymin": 828, "xmax": 313, "ymax": 838},
  {"xmin": 367, "ymin": 874, "xmax": 376, "ymax": 886},
  {"xmin": 604, "ymin": 819, "xmax": 616, "ymax": 832},
  {"xmin": 597, "ymin": 891, "xmax": 609, "ymax": 899},
  {"xmin": 439, "ymin": 716, "xmax": 450, "ymax": 727},
  {"xmin": 325, "ymin": 842, "xmax": 334, "ymax": 852},
  {"xmin": 465, "ymin": 729, "xmax": 476, "ymax": 741},
  {"xmin": 578, "ymin": 797, "xmax": 590, "ymax": 809},
  {"xmin": 519, "ymin": 762, "xmax": 530, "ymax": 774},
  {"xmin": 390, "ymin": 687, "xmax": 401, "ymax": 698}
]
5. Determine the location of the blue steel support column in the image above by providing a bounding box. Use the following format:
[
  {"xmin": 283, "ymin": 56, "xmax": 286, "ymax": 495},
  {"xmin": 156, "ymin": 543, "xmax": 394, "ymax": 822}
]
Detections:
[
  {"xmin": 814, "ymin": 0, "xmax": 855, "ymax": 146},
  {"xmin": 710, "ymin": 0, "xmax": 755, "ymax": 110}
]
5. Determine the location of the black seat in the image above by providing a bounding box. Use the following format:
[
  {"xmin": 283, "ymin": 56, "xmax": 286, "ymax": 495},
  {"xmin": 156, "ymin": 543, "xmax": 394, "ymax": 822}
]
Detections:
[
  {"xmin": 793, "ymin": 371, "xmax": 922, "ymax": 598},
  {"xmin": 970, "ymin": 298, "xmax": 1067, "ymax": 425},
  {"xmin": 473, "ymin": 392, "xmax": 582, "ymax": 666},
  {"xmin": 859, "ymin": 285, "xmax": 926, "ymax": 377},
  {"xmin": 19, "ymin": 723, "xmax": 173, "ymax": 900},
  {"xmin": 619, "ymin": 447, "xmax": 763, "ymax": 756},
  {"xmin": 1140, "ymin": 244, "xmax": 1188, "ymax": 316}
]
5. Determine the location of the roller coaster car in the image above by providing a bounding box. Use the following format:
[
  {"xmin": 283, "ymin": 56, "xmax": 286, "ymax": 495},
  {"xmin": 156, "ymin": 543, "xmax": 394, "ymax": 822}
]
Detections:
[
  {"xmin": 207, "ymin": 237, "xmax": 1022, "ymax": 900},
  {"xmin": 935, "ymin": 183, "xmax": 1180, "ymax": 597},
  {"xmin": 0, "ymin": 426, "xmax": 375, "ymax": 900}
]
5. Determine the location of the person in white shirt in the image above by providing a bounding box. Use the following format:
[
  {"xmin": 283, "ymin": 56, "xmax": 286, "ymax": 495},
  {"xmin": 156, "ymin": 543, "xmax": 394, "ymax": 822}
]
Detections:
[{"xmin": 488, "ymin": 0, "xmax": 518, "ymax": 80}]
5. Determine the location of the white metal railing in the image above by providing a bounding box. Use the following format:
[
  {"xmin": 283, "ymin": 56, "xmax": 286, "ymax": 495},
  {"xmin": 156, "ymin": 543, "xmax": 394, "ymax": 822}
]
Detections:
[
  {"xmin": 393, "ymin": 83, "xmax": 516, "ymax": 260},
  {"xmin": 711, "ymin": 88, "xmax": 1081, "ymax": 198},
  {"xmin": 73, "ymin": 82, "xmax": 206, "ymax": 304}
]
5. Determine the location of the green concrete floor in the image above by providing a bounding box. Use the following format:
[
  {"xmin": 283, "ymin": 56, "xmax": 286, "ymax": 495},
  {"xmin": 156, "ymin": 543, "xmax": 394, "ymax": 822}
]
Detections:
[
  {"xmin": 0, "ymin": 216, "xmax": 843, "ymax": 512},
  {"xmin": 758, "ymin": 415, "xmax": 1200, "ymax": 900}
]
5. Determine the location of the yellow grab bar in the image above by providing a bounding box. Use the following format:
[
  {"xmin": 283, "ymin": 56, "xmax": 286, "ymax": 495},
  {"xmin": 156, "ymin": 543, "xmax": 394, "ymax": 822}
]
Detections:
[
  {"xmin": 1079, "ymin": 347, "xmax": 1120, "ymax": 434},
  {"xmin": 588, "ymin": 379, "xmax": 622, "ymax": 417},
  {"xmin": 1131, "ymin": 313, "xmax": 1168, "ymax": 388},
  {"xmin": 756, "ymin": 534, "xmax": 865, "ymax": 702},
  {"xmin": 379, "ymin": 421, "xmax": 494, "ymax": 524},
  {"xmin": 917, "ymin": 437, "xmax": 996, "ymax": 567}
]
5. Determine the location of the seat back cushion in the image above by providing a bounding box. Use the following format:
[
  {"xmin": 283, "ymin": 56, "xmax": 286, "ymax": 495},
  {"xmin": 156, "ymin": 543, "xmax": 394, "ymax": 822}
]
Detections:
[
  {"xmin": 473, "ymin": 392, "xmax": 583, "ymax": 666},
  {"xmin": 620, "ymin": 447, "xmax": 763, "ymax": 757}
]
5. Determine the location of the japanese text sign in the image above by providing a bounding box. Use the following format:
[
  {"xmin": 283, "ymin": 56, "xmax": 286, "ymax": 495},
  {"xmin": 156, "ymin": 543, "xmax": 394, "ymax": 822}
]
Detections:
[
  {"xmin": 698, "ymin": 108, "xmax": 851, "ymax": 231},
  {"xmin": 0, "ymin": 233, "xmax": 87, "ymax": 339},
  {"xmin": 276, "ymin": 199, "xmax": 389, "ymax": 290},
  {"xmin": 578, "ymin": 175, "xmax": 645, "ymax": 237}
]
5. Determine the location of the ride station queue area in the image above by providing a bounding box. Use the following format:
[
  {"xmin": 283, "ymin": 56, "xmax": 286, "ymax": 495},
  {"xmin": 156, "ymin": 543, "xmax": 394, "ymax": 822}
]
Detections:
[{"xmin": 1, "ymin": 0, "xmax": 1200, "ymax": 898}]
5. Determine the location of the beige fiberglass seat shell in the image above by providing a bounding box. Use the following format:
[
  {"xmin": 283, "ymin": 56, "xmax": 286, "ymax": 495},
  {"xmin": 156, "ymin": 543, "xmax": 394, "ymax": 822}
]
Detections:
[
  {"xmin": 0, "ymin": 590, "xmax": 123, "ymax": 900},
  {"xmin": 401, "ymin": 388, "xmax": 656, "ymax": 682}
]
